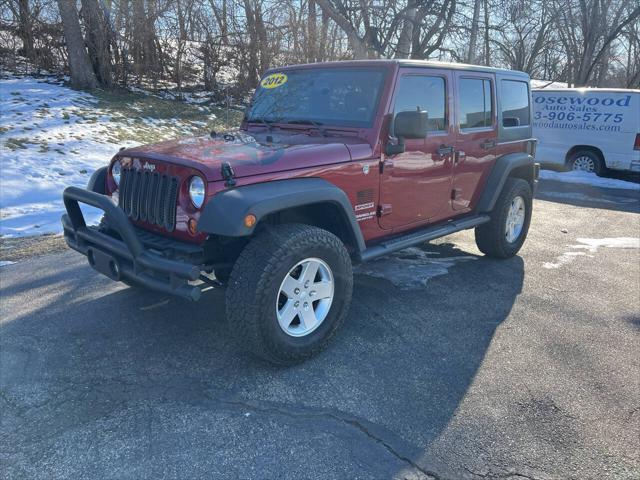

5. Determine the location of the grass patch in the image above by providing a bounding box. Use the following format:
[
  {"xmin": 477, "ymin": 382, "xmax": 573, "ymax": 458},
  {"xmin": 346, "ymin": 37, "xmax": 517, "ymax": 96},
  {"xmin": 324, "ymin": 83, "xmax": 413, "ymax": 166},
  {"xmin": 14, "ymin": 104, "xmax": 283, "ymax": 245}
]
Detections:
[
  {"xmin": 4, "ymin": 137, "xmax": 31, "ymax": 150},
  {"xmin": 92, "ymin": 89, "xmax": 243, "ymax": 144}
]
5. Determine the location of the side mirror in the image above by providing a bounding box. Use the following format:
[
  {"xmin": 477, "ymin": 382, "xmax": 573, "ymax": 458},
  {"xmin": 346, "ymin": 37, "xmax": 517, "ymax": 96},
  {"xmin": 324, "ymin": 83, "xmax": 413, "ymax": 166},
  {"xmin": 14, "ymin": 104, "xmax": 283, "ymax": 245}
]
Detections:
[
  {"xmin": 395, "ymin": 110, "xmax": 429, "ymax": 139},
  {"xmin": 386, "ymin": 110, "xmax": 428, "ymax": 155},
  {"xmin": 503, "ymin": 116, "xmax": 520, "ymax": 127}
]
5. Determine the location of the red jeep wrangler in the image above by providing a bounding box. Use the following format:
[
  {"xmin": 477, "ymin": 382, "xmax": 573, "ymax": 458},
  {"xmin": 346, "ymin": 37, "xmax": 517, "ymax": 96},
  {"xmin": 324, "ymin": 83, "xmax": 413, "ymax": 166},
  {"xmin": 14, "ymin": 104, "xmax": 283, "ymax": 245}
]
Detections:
[{"xmin": 62, "ymin": 60, "xmax": 538, "ymax": 364}]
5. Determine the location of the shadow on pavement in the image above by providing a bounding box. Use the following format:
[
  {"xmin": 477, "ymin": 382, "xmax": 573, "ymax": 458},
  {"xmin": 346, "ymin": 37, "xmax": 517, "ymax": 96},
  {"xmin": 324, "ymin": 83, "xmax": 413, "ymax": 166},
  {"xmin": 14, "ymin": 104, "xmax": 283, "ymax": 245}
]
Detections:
[
  {"xmin": 0, "ymin": 243, "xmax": 524, "ymax": 478},
  {"xmin": 536, "ymin": 178, "xmax": 640, "ymax": 213}
]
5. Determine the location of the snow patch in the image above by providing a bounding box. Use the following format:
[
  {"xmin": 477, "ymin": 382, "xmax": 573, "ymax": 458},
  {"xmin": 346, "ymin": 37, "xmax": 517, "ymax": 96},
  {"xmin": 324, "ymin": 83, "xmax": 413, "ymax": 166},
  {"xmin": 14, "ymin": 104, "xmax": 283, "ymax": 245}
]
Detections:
[
  {"xmin": 0, "ymin": 76, "xmax": 217, "ymax": 237},
  {"xmin": 573, "ymin": 237, "xmax": 640, "ymax": 251},
  {"xmin": 0, "ymin": 260, "xmax": 16, "ymax": 267},
  {"xmin": 531, "ymin": 79, "xmax": 569, "ymax": 89},
  {"xmin": 544, "ymin": 237, "xmax": 640, "ymax": 269},
  {"xmin": 0, "ymin": 77, "xmax": 125, "ymax": 236},
  {"xmin": 355, "ymin": 247, "xmax": 476, "ymax": 289},
  {"xmin": 538, "ymin": 169, "xmax": 640, "ymax": 191}
]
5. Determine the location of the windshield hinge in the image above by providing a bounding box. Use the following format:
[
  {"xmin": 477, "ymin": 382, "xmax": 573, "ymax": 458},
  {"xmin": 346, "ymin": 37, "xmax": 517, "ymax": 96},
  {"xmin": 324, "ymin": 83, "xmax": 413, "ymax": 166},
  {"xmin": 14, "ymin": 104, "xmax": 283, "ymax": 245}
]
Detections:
[{"xmin": 221, "ymin": 162, "xmax": 236, "ymax": 187}]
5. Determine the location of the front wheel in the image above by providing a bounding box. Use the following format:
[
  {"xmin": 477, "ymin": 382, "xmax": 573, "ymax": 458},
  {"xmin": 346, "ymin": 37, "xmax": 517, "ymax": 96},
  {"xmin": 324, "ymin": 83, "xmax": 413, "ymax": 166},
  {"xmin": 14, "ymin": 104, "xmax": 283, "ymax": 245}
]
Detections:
[
  {"xmin": 475, "ymin": 178, "xmax": 532, "ymax": 259},
  {"xmin": 225, "ymin": 223, "xmax": 353, "ymax": 365}
]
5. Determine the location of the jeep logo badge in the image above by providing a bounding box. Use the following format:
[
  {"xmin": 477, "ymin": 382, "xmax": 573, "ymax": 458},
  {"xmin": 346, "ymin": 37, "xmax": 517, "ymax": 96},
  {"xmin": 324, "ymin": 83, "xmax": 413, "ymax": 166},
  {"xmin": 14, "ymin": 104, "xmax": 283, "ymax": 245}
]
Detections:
[{"xmin": 143, "ymin": 162, "xmax": 155, "ymax": 172}]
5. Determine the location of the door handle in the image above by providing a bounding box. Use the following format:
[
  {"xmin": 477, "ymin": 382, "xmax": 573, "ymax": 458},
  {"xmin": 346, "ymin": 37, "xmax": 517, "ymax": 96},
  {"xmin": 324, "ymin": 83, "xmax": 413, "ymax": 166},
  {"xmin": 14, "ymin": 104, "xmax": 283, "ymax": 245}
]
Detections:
[
  {"xmin": 455, "ymin": 150, "xmax": 466, "ymax": 163},
  {"xmin": 481, "ymin": 139, "xmax": 496, "ymax": 149},
  {"xmin": 437, "ymin": 145, "xmax": 454, "ymax": 156}
]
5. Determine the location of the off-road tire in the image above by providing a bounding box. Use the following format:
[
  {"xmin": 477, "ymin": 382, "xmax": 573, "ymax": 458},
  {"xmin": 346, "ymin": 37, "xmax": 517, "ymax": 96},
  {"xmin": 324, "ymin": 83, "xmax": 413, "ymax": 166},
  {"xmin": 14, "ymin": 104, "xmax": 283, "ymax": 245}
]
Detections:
[
  {"xmin": 475, "ymin": 178, "xmax": 532, "ymax": 259},
  {"xmin": 225, "ymin": 223, "xmax": 353, "ymax": 365},
  {"xmin": 568, "ymin": 149, "xmax": 605, "ymax": 176}
]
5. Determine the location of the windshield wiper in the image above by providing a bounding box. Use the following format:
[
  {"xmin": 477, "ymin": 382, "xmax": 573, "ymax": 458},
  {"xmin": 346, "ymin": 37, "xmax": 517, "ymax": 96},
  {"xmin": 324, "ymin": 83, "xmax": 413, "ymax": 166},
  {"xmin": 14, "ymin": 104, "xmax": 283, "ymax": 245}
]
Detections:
[
  {"xmin": 248, "ymin": 117, "xmax": 276, "ymax": 131},
  {"xmin": 284, "ymin": 119, "xmax": 328, "ymax": 137}
]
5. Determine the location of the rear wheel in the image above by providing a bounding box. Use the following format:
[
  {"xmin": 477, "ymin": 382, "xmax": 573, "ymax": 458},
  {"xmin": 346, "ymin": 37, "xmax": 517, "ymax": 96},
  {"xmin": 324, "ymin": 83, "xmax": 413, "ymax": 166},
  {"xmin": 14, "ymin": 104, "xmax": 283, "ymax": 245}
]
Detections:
[
  {"xmin": 569, "ymin": 149, "xmax": 604, "ymax": 176},
  {"xmin": 225, "ymin": 223, "xmax": 353, "ymax": 365},
  {"xmin": 475, "ymin": 178, "xmax": 532, "ymax": 259}
]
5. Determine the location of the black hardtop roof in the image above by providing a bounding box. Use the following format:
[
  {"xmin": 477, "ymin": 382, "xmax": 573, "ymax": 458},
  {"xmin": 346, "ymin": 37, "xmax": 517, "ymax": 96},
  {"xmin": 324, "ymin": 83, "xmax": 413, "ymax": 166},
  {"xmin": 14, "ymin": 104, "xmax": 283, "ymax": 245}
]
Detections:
[{"xmin": 271, "ymin": 59, "xmax": 529, "ymax": 79}]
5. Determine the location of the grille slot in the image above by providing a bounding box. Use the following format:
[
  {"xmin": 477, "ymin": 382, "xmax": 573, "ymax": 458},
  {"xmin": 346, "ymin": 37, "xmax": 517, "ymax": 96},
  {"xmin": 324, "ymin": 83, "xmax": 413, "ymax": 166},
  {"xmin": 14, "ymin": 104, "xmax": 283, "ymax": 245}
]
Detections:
[{"xmin": 119, "ymin": 168, "xmax": 179, "ymax": 231}]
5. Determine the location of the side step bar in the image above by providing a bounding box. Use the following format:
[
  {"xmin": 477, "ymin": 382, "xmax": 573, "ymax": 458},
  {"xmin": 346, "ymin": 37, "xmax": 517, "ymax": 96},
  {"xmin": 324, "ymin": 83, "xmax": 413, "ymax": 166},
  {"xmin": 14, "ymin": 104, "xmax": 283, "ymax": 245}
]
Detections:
[{"xmin": 359, "ymin": 215, "xmax": 490, "ymax": 262}]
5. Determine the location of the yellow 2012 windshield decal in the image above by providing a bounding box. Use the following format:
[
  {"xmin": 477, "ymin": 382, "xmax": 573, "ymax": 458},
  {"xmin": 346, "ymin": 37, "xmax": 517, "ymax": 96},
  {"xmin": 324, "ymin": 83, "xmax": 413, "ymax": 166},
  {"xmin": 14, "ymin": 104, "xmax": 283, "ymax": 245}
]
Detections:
[{"xmin": 260, "ymin": 73, "xmax": 288, "ymax": 89}]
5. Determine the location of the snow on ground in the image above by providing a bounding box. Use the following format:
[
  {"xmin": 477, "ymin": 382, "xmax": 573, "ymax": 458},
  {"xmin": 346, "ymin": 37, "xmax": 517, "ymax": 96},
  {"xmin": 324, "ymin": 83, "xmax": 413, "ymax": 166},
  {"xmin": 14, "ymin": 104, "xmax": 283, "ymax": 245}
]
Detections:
[
  {"xmin": 0, "ymin": 76, "xmax": 235, "ymax": 237},
  {"xmin": 538, "ymin": 169, "xmax": 640, "ymax": 191},
  {"xmin": 543, "ymin": 237, "xmax": 640, "ymax": 269},
  {"xmin": 355, "ymin": 247, "xmax": 476, "ymax": 289},
  {"xmin": 0, "ymin": 77, "xmax": 117, "ymax": 236}
]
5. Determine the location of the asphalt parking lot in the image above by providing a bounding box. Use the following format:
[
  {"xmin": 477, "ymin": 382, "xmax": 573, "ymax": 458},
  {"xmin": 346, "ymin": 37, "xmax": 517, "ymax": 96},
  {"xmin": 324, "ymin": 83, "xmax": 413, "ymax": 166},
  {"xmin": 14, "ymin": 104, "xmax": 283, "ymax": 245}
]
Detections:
[{"xmin": 1, "ymin": 178, "xmax": 639, "ymax": 480}]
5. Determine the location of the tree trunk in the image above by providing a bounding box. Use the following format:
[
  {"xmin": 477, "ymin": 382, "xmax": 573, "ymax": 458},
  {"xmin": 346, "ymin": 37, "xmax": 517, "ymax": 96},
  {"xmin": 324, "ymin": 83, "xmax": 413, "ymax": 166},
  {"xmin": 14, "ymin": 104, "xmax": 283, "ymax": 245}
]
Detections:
[
  {"xmin": 467, "ymin": 0, "xmax": 481, "ymax": 63},
  {"xmin": 80, "ymin": 0, "xmax": 113, "ymax": 87},
  {"xmin": 396, "ymin": 1, "xmax": 417, "ymax": 58},
  {"xmin": 319, "ymin": 8, "xmax": 330, "ymax": 60},
  {"xmin": 483, "ymin": 0, "xmax": 490, "ymax": 66},
  {"xmin": 315, "ymin": 0, "xmax": 371, "ymax": 59},
  {"xmin": 243, "ymin": 0, "xmax": 260, "ymax": 86},
  {"xmin": 17, "ymin": 0, "xmax": 35, "ymax": 60},
  {"xmin": 57, "ymin": 0, "xmax": 98, "ymax": 89},
  {"xmin": 308, "ymin": 0, "xmax": 318, "ymax": 62}
]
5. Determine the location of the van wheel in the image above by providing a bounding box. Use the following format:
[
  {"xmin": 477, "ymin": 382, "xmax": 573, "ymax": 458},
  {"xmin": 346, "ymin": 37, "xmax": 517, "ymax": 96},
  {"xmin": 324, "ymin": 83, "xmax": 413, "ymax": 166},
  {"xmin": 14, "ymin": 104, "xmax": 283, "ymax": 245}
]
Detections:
[
  {"xmin": 475, "ymin": 178, "xmax": 532, "ymax": 259},
  {"xmin": 569, "ymin": 149, "xmax": 604, "ymax": 176},
  {"xmin": 225, "ymin": 223, "xmax": 353, "ymax": 365}
]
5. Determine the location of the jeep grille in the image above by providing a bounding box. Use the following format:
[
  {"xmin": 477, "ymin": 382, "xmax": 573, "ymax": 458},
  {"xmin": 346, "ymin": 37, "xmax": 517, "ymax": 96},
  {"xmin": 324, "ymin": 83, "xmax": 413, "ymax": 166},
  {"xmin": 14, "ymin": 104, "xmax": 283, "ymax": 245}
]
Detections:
[{"xmin": 119, "ymin": 168, "xmax": 179, "ymax": 231}]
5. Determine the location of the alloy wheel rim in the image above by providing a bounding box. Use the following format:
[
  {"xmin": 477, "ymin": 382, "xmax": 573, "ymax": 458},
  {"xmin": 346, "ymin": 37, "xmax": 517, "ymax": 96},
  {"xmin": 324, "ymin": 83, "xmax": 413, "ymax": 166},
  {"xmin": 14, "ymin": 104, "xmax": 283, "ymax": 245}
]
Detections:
[
  {"xmin": 572, "ymin": 155, "xmax": 595, "ymax": 172},
  {"xmin": 505, "ymin": 196, "xmax": 526, "ymax": 243},
  {"xmin": 276, "ymin": 257, "xmax": 334, "ymax": 337}
]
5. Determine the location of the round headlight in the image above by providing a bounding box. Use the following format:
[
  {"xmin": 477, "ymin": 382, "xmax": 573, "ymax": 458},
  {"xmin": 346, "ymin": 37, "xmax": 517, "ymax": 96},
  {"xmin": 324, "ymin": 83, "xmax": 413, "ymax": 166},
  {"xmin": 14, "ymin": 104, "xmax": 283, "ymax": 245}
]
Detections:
[
  {"xmin": 111, "ymin": 160, "xmax": 121, "ymax": 187},
  {"xmin": 189, "ymin": 176, "xmax": 205, "ymax": 209}
]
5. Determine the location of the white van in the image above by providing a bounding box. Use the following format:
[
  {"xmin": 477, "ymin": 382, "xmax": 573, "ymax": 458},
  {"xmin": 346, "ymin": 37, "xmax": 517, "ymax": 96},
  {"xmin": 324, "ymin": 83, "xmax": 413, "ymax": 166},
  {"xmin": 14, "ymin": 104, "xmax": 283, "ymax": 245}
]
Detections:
[{"xmin": 532, "ymin": 88, "xmax": 640, "ymax": 175}]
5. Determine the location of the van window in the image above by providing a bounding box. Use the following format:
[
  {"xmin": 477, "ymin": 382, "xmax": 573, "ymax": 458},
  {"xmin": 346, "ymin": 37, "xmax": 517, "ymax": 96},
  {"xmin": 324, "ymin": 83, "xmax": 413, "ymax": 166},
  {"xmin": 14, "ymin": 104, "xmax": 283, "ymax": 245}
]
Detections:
[
  {"xmin": 459, "ymin": 78, "xmax": 492, "ymax": 129},
  {"xmin": 394, "ymin": 75, "xmax": 446, "ymax": 132},
  {"xmin": 501, "ymin": 80, "xmax": 530, "ymax": 127}
]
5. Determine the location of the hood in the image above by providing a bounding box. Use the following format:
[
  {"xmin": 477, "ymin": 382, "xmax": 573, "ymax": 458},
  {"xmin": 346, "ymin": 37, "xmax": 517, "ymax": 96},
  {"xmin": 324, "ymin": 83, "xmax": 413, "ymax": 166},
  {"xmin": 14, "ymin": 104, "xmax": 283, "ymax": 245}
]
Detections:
[{"xmin": 120, "ymin": 130, "xmax": 372, "ymax": 182}]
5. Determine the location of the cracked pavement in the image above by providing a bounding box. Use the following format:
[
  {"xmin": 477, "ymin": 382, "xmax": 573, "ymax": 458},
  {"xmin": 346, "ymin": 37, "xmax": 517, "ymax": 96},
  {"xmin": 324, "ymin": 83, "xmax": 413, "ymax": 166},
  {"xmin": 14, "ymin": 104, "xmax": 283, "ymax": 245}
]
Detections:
[{"xmin": 1, "ymin": 178, "xmax": 639, "ymax": 479}]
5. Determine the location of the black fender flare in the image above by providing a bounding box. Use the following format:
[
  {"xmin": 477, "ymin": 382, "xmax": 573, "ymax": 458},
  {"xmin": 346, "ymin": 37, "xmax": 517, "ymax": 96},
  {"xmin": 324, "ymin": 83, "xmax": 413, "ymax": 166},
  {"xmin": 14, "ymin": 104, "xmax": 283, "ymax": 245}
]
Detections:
[
  {"xmin": 476, "ymin": 153, "xmax": 536, "ymax": 213},
  {"xmin": 88, "ymin": 166, "xmax": 108, "ymax": 194},
  {"xmin": 198, "ymin": 178, "xmax": 366, "ymax": 253}
]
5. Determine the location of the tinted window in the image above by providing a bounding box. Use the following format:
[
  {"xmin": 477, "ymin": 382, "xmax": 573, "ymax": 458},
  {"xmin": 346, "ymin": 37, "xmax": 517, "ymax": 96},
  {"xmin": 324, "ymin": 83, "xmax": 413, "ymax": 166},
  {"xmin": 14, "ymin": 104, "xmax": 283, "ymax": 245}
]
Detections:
[
  {"xmin": 501, "ymin": 80, "xmax": 530, "ymax": 127},
  {"xmin": 459, "ymin": 78, "xmax": 492, "ymax": 129},
  {"xmin": 246, "ymin": 68, "xmax": 386, "ymax": 128},
  {"xmin": 394, "ymin": 75, "xmax": 446, "ymax": 132}
]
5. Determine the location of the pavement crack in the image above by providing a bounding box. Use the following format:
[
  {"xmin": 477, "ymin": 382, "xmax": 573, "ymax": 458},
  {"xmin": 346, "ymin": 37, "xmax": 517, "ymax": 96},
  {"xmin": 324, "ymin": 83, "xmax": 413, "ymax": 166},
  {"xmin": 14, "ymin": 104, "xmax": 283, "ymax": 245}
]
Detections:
[
  {"xmin": 463, "ymin": 465, "xmax": 546, "ymax": 480},
  {"xmin": 214, "ymin": 397, "xmax": 441, "ymax": 479}
]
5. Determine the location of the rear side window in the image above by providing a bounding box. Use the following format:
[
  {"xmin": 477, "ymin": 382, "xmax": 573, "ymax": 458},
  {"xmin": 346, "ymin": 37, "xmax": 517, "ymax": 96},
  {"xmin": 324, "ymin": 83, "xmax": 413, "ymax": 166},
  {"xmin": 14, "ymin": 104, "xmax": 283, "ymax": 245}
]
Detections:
[
  {"xmin": 459, "ymin": 78, "xmax": 493, "ymax": 129},
  {"xmin": 501, "ymin": 80, "xmax": 530, "ymax": 127},
  {"xmin": 394, "ymin": 75, "xmax": 447, "ymax": 132}
]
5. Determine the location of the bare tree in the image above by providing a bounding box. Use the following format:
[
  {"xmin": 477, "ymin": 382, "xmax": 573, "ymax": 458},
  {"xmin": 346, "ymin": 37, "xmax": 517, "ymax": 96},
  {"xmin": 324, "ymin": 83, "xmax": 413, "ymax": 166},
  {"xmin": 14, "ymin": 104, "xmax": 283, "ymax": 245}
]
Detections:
[
  {"xmin": 80, "ymin": 0, "xmax": 113, "ymax": 87},
  {"xmin": 553, "ymin": 0, "xmax": 640, "ymax": 86},
  {"xmin": 466, "ymin": 0, "xmax": 480, "ymax": 62},
  {"xmin": 56, "ymin": 0, "xmax": 97, "ymax": 88}
]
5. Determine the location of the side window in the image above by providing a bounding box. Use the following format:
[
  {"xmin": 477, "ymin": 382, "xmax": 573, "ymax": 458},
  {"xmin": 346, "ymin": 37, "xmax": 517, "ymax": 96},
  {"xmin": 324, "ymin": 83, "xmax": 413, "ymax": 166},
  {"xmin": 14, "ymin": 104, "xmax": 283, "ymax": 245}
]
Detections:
[
  {"xmin": 501, "ymin": 80, "xmax": 530, "ymax": 127},
  {"xmin": 393, "ymin": 75, "xmax": 447, "ymax": 133},
  {"xmin": 459, "ymin": 78, "xmax": 493, "ymax": 129}
]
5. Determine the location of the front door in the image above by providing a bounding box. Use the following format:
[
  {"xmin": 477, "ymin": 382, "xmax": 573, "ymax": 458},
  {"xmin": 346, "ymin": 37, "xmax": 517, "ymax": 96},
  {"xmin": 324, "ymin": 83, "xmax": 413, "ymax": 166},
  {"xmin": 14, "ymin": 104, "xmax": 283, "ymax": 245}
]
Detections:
[
  {"xmin": 452, "ymin": 73, "xmax": 498, "ymax": 211},
  {"xmin": 378, "ymin": 68, "xmax": 454, "ymax": 230}
]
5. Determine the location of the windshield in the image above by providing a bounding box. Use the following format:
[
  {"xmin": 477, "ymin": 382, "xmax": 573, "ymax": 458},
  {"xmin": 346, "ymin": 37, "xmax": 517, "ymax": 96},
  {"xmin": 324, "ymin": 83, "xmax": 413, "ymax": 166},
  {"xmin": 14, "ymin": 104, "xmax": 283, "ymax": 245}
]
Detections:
[{"xmin": 245, "ymin": 67, "xmax": 387, "ymax": 128}]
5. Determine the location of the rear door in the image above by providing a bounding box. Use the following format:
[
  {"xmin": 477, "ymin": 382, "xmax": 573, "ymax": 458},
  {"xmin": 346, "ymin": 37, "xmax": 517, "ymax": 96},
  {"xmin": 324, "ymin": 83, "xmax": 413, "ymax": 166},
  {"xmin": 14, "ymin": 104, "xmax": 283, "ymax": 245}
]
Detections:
[
  {"xmin": 453, "ymin": 73, "xmax": 498, "ymax": 211},
  {"xmin": 378, "ymin": 68, "xmax": 454, "ymax": 229}
]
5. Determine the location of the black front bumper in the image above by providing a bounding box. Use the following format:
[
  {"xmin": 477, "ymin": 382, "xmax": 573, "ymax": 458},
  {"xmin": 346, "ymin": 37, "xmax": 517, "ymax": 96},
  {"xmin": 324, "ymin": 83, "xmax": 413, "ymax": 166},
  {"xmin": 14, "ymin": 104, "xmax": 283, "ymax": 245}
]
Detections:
[{"xmin": 61, "ymin": 186, "xmax": 204, "ymax": 301}]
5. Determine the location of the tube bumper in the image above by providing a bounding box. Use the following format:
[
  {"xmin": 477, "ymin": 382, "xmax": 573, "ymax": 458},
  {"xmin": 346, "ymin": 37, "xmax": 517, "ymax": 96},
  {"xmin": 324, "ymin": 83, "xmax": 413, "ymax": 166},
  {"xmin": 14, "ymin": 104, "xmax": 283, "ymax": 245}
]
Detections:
[{"xmin": 61, "ymin": 186, "xmax": 203, "ymax": 301}]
